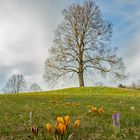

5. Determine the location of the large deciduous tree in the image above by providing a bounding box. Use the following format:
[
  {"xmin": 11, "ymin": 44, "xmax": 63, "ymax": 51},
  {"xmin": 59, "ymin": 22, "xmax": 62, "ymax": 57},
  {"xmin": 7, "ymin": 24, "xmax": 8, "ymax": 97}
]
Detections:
[
  {"xmin": 3, "ymin": 74, "xmax": 26, "ymax": 94},
  {"xmin": 44, "ymin": 0, "xmax": 126, "ymax": 87}
]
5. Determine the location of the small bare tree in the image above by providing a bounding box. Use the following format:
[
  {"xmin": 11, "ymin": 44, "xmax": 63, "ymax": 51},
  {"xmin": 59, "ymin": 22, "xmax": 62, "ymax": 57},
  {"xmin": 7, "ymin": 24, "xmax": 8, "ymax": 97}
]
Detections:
[
  {"xmin": 44, "ymin": 0, "xmax": 126, "ymax": 87},
  {"xmin": 3, "ymin": 74, "xmax": 26, "ymax": 94},
  {"xmin": 30, "ymin": 83, "xmax": 42, "ymax": 92}
]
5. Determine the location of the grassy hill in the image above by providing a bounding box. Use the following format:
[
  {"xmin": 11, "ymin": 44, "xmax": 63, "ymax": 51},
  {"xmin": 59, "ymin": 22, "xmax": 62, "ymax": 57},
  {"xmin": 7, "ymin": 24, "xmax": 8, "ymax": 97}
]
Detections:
[{"xmin": 0, "ymin": 87, "xmax": 140, "ymax": 139}]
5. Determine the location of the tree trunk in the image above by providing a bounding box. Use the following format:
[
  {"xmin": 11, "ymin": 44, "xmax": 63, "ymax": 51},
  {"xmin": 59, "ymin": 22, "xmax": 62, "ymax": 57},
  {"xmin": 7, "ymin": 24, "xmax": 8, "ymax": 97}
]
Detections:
[{"xmin": 78, "ymin": 71, "xmax": 84, "ymax": 87}]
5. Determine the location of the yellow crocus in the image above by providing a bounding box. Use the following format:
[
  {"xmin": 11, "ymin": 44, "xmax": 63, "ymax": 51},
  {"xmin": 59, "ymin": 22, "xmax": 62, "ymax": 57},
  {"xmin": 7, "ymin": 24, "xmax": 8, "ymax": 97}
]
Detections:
[
  {"xmin": 90, "ymin": 107, "xmax": 97, "ymax": 112},
  {"xmin": 62, "ymin": 124, "xmax": 66, "ymax": 133},
  {"xmin": 98, "ymin": 108, "xmax": 104, "ymax": 114},
  {"xmin": 58, "ymin": 123, "xmax": 66, "ymax": 134},
  {"xmin": 45, "ymin": 123, "xmax": 52, "ymax": 133},
  {"xmin": 74, "ymin": 120, "xmax": 80, "ymax": 129},
  {"xmin": 64, "ymin": 115, "xmax": 70, "ymax": 126},
  {"xmin": 57, "ymin": 117, "xmax": 64, "ymax": 124}
]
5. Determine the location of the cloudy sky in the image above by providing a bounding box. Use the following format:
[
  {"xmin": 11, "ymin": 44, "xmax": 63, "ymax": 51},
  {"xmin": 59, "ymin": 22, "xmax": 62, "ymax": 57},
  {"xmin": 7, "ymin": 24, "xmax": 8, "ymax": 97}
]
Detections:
[{"xmin": 0, "ymin": 0, "xmax": 140, "ymax": 91}]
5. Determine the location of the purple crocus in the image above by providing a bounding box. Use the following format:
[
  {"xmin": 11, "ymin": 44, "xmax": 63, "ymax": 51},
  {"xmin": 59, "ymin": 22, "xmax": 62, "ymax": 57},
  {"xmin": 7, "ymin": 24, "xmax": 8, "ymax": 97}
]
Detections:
[
  {"xmin": 112, "ymin": 112, "xmax": 121, "ymax": 134},
  {"xmin": 116, "ymin": 113, "xmax": 120, "ymax": 120},
  {"xmin": 115, "ymin": 121, "xmax": 119, "ymax": 127}
]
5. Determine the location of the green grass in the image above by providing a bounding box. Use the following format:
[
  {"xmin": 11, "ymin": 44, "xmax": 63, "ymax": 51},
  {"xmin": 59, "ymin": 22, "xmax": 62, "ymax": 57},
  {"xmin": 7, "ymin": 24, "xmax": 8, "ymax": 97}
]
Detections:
[{"xmin": 0, "ymin": 87, "xmax": 140, "ymax": 139}]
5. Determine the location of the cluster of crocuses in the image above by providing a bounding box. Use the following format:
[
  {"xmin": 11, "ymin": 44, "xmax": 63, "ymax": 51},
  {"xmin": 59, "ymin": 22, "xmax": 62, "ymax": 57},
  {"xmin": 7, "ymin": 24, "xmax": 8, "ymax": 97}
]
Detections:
[
  {"xmin": 45, "ymin": 115, "xmax": 80, "ymax": 140},
  {"xmin": 88, "ymin": 106, "xmax": 104, "ymax": 115},
  {"xmin": 112, "ymin": 112, "xmax": 120, "ymax": 134}
]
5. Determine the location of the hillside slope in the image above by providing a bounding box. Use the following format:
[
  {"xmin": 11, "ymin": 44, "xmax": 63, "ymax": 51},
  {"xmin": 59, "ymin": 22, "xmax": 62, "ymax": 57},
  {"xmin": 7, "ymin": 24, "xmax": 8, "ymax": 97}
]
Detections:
[{"xmin": 0, "ymin": 87, "xmax": 140, "ymax": 139}]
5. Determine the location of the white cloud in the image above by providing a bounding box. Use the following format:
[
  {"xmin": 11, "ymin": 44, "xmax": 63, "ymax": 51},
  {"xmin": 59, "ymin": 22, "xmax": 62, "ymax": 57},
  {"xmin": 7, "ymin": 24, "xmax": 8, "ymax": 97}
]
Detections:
[
  {"xmin": 0, "ymin": 0, "xmax": 49, "ymax": 90},
  {"xmin": 0, "ymin": 0, "xmax": 140, "ymax": 90},
  {"xmin": 122, "ymin": 31, "xmax": 140, "ymax": 80},
  {"xmin": 0, "ymin": 0, "xmax": 77, "ymax": 91},
  {"xmin": 95, "ymin": 0, "xmax": 140, "ymax": 84}
]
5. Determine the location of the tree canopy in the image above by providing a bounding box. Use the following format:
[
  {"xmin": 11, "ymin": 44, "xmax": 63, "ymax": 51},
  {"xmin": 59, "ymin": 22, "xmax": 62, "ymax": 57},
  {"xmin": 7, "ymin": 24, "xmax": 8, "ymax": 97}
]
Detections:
[
  {"xmin": 44, "ymin": 0, "xmax": 126, "ymax": 87},
  {"xmin": 3, "ymin": 74, "xmax": 26, "ymax": 93}
]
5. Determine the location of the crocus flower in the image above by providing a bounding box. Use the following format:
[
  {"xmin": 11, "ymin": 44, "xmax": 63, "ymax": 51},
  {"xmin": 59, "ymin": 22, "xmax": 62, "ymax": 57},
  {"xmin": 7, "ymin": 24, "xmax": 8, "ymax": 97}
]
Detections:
[
  {"xmin": 115, "ymin": 122, "xmax": 119, "ymax": 127},
  {"xmin": 57, "ymin": 123, "xmax": 66, "ymax": 134},
  {"xmin": 98, "ymin": 108, "xmax": 104, "ymax": 114},
  {"xmin": 89, "ymin": 107, "xmax": 98, "ymax": 113},
  {"xmin": 116, "ymin": 113, "xmax": 120, "ymax": 121},
  {"xmin": 31, "ymin": 126, "xmax": 38, "ymax": 136},
  {"xmin": 64, "ymin": 115, "xmax": 70, "ymax": 126},
  {"xmin": 45, "ymin": 123, "xmax": 52, "ymax": 133},
  {"xmin": 57, "ymin": 117, "xmax": 64, "ymax": 124},
  {"xmin": 74, "ymin": 120, "xmax": 80, "ymax": 129},
  {"xmin": 131, "ymin": 106, "xmax": 135, "ymax": 111},
  {"xmin": 112, "ymin": 112, "xmax": 120, "ymax": 134}
]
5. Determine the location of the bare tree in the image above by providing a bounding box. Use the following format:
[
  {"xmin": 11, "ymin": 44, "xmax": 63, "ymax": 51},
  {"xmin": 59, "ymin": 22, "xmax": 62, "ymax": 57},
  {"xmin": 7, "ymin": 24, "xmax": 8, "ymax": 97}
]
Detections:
[
  {"xmin": 30, "ymin": 83, "xmax": 42, "ymax": 92},
  {"xmin": 44, "ymin": 0, "xmax": 126, "ymax": 87},
  {"xmin": 131, "ymin": 81, "xmax": 136, "ymax": 89},
  {"xmin": 3, "ymin": 74, "xmax": 26, "ymax": 94}
]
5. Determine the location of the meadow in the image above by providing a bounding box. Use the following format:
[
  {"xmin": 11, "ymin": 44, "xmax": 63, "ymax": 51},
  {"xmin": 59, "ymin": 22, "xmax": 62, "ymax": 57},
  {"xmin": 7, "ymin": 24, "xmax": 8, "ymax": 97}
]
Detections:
[{"xmin": 0, "ymin": 87, "xmax": 140, "ymax": 140}]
